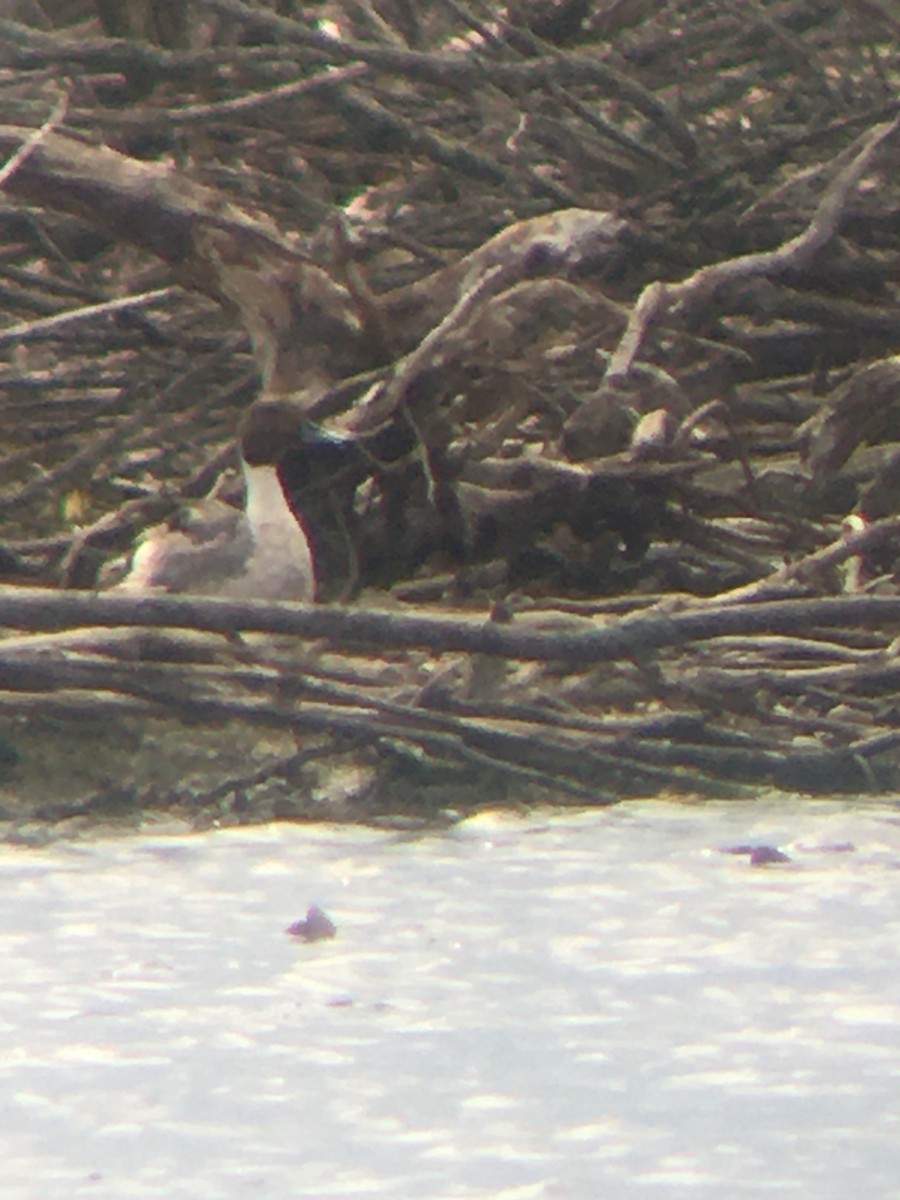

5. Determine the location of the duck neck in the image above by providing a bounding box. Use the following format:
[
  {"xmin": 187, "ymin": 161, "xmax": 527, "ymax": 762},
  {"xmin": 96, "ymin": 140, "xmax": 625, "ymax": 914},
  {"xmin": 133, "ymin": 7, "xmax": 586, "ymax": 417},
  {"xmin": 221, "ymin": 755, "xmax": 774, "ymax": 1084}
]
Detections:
[{"xmin": 243, "ymin": 462, "xmax": 295, "ymax": 535}]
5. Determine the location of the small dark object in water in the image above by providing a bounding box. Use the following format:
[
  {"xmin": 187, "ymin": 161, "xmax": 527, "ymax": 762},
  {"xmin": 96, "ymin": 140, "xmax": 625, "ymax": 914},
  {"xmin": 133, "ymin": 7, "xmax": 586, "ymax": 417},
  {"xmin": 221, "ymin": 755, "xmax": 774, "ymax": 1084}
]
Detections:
[
  {"xmin": 286, "ymin": 904, "xmax": 336, "ymax": 942},
  {"xmin": 718, "ymin": 843, "xmax": 792, "ymax": 864},
  {"xmin": 749, "ymin": 845, "xmax": 791, "ymax": 866}
]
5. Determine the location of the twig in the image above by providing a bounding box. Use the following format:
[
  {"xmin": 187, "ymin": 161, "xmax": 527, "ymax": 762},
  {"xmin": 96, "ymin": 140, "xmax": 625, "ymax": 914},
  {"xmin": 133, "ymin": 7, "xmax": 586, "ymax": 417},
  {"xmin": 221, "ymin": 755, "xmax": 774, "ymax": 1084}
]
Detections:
[
  {"xmin": 0, "ymin": 338, "xmax": 240, "ymax": 516},
  {"xmin": 0, "ymin": 85, "xmax": 69, "ymax": 189},
  {"xmin": 196, "ymin": 0, "xmax": 698, "ymax": 161},
  {"xmin": 0, "ymin": 287, "xmax": 178, "ymax": 347},
  {"xmin": 709, "ymin": 514, "xmax": 900, "ymax": 605},
  {"xmin": 71, "ymin": 64, "xmax": 369, "ymax": 129},
  {"xmin": 350, "ymin": 264, "xmax": 508, "ymax": 434}
]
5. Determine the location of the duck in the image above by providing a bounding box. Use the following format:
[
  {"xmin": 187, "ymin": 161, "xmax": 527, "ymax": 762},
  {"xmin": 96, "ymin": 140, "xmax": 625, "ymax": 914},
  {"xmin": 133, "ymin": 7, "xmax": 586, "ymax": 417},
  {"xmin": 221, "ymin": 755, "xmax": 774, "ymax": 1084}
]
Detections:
[{"xmin": 114, "ymin": 401, "xmax": 316, "ymax": 601}]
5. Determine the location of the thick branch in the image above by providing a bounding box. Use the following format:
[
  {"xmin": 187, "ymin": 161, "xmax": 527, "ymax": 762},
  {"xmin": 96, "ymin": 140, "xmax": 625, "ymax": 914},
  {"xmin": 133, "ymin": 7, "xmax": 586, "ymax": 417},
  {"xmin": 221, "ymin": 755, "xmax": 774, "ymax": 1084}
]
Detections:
[{"xmin": 2, "ymin": 588, "xmax": 900, "ymax": 665}]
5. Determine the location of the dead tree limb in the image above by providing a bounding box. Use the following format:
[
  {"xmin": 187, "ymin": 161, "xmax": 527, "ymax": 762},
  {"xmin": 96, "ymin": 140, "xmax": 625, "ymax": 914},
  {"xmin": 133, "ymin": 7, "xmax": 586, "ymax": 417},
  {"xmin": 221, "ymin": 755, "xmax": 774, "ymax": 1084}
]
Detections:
[{"xmin": 607, "ymin": 115, "xmax": 900, "ymax": 381}]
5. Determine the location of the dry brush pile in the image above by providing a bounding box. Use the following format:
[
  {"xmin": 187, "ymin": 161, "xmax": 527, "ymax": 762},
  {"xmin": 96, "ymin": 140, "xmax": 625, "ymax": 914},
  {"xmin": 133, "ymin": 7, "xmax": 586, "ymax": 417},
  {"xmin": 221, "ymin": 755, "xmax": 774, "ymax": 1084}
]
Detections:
[{"xmin": 2, "ymin": 0, "xmax": 900, "ymax": 822}]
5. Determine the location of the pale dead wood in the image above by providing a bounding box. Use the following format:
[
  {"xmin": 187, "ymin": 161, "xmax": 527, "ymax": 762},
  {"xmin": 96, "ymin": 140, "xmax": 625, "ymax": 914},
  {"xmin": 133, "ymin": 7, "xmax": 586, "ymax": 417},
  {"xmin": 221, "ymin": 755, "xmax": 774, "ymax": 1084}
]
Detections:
[{"xmin": 607, "ymin": 116, "xmax": 900, "ymax": 382}]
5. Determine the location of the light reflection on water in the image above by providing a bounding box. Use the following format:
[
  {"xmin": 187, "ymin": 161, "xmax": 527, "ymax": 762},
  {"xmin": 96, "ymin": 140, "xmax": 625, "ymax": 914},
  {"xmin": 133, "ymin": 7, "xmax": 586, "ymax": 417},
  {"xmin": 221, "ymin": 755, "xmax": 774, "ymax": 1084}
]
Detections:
[{"xmin": 2, "ymin": 800, "xmax": 900, "ymax": 1199}]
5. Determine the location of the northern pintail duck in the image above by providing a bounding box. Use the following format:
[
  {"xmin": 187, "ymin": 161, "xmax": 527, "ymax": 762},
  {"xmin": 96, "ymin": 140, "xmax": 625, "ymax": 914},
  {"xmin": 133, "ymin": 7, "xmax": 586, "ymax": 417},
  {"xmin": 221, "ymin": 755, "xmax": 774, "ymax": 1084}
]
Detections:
[{"xmin": 115, "ymin": 402, "xmax": 315, "ymax": 601}]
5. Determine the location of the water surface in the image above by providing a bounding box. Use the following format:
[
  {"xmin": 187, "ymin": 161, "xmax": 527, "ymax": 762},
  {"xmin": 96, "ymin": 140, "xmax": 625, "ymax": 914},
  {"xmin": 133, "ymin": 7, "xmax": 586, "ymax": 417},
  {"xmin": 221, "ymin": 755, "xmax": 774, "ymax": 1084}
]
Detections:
[{"xmin": 2, "ymin": 800, "xmax": 900, "ymax": 1199}]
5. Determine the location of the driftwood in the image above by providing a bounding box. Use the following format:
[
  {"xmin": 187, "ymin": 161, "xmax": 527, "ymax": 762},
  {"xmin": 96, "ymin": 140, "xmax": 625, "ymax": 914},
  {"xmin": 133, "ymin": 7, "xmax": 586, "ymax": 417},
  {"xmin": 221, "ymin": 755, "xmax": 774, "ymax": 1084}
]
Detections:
[
  {"xmin": 2, "ymin": 585, "xmax": 900, "ymax": 810},
  {"xmin": 3, "ymin": 2, "xmax": 900, "ymax": 823}
]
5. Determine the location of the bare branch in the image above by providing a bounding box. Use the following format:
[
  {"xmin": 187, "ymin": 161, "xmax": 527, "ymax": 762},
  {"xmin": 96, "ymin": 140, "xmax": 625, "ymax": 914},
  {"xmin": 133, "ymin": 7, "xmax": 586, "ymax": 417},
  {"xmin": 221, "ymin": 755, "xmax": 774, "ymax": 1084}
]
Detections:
[{"xmin": 607, "ymin": 115, "xmax": 900, "ymax": 381}]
